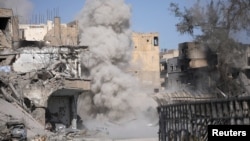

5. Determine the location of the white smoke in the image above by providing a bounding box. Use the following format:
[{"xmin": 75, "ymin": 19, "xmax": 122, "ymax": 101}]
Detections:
[
  {"xmin": 77, "ymin": 0, "xmax": 158, "ymax": 138},
  {"xmin": 0, "ymin": 0, "xmax": 33, "ymax": 23}
]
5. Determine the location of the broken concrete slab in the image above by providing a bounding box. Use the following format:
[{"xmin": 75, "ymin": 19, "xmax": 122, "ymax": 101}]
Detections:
[
  {"xmin": 0, "ymin": 87, "xmax": 13, "ymax": 102},
  {"xmin": 9, "ymin": 83, "xmax": 21, "ymax": 100},
  {"xmin": 0, "ymin": 99, "xmax": 45, "ymax": 138}
]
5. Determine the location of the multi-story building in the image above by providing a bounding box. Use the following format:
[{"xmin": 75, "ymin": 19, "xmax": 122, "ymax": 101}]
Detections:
[
  {"xmin": 160, "ymin": 49, "xmax": 179, "ymax": 89},
  {"xmin": 160, "ymin": 42, "xmax": 213, "ymax": 91},
  {"xmin": 130, "ymin": 32, "xmax": 160, "ymax": 91},
  {"xmin": 19, "ymin": 17, "xmax": 78, "ymax": 46}
]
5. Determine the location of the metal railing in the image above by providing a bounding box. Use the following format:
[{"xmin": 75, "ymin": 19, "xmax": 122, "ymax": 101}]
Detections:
[{"xmin": 158, "ymin": 96, "xmax": 250, "ymax": 141}]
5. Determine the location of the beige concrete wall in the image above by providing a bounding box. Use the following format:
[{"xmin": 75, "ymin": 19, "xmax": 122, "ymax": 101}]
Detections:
[
  {"xmin": 130, "ymin": 32, "xmax": 160, "ymax": 89},
  {"xmin": 161, "ymin": 49, "xmax": 179, "ymax": 60},
  {"xmin": 54, "ymin": 17, "xmax": 61, "ymax": 39},
  {"xmin": 19, "ymin": 24, "xmax": 48, "ymax": 41},
  {"xmin": 189, "ymin": 59, "xmax": 208, "ymax": 68},
  {"xmin": 179, "ymin": 42, "xmax": 206, "ymax": 59},
  {"xmin": 44, "ymin": 21, "xmax": 78, "ymax": 46},
  {"xmin": 179, "ymin": 42, "xmax": 208, "ymax": 68},
  {"xmin": 19, "ymin": 18, "xmax": 78, "ymax": 46},
  {"xmin": 64, "ymin": 79, "xmax": 90, "ymax": 90},
  {"xmin": 12, "ymin": 16, "xmax": 19, "ymax": 42},
  {"xmin": 0, "ymin": 8, "xmax": 13, "ymax": 17}
]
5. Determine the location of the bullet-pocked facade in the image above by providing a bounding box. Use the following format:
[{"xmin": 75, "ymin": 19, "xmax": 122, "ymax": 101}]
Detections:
[{"xmin": 130, "ymin": 32, "xmax": 161, "ymax": 91}]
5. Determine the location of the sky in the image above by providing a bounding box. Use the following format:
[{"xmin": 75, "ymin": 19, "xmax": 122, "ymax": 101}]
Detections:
[{"xmin": 1, "ymin": 0, "xmax": 197, "ymax": 50}]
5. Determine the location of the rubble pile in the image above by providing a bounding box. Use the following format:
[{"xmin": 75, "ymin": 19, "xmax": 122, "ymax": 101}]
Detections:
[{"xmin": 0, "ymin": 46, "xmax": 91, "ymax": 140}]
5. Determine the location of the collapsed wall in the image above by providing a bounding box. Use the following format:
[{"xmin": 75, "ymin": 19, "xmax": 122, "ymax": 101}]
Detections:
[
  {"xmin": 0, "ymin": 46, "xmax": 91, "ymax": 137},
  {"xmin": 0, "ymin": 8, "xmax": 19, "ymax": 49}
]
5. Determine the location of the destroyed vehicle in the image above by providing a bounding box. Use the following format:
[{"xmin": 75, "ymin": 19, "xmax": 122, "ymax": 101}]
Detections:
[{"xmin": 6, "ymin": 121, "xmax": 27, "ymax": 140}]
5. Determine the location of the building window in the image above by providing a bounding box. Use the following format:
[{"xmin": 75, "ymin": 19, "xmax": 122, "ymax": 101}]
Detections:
[
  {"xmin": 170, "ymin": 66, "xmax": 174, "ymax": 71},
  {"xmin": 0, "ymin": 17, "xmax": 9, "ymax": 30},
  {"xmin": 245, "ymin": 69, "xmax": 250, "ymax": 79},
  {"xmin": 146, "ymin": 39, "xmax": 149, "ymax": 42},
  {"xmin": 154, "ymin": 88, "xmax": 159, "ymax": 93},
  {"xmin": 164, "ymin": 64, "xmax": 167, "ymax": 71},
  {"xmin": 181, "ymin": 47, "xmax": 186, "ymax": 56},
  {"xmin": 248, "ymin": 57, "xmax": 250, "ymax": 66},
  {"xmin": 153, "ymin": 36, "xmax": 158, "ymax": 46},
  {"xmin": 181, "ymin": 65, "xmax": 184, "ymax": 71}
]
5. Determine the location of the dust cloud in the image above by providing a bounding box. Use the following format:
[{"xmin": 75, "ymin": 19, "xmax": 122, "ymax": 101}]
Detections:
[
  {"xmin": 0, "ymin": 0, "xmax": 33, "ymax": 23},
  {"xmin": 77, "ymin": 0, "xmax": 158, "ymax": 138}
]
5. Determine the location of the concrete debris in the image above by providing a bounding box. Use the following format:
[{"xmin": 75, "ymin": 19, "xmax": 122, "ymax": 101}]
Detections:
[
  {"xmin": 0, "ymin": 66, "xmax": 11, "ymax": 72},
  {"xmin": 55, "ymin": 123, "xmax": 66, "ymax": 132},
  {"xmin": 0, "ymin": 7, "xmax": 161, "ymax": 141},
  {"xmin": 9, "ymin": 82, "xmax": 21, "ymax": 100},
  {"xmin": 0, "ymin": 54, "xmax": 15, "ymax": 65},
  {"xmin": 0, "ymin": 120, "xmax": 27, "ymax": 141},
  {"xmin": 7, "ymin": 121, "xmax": 27, "ymax": 140},
  {"xmin": 0, "ymin": 86, "xmax": 14, "ymax": 102},
  {"xmin": 31, "ymin": 135, "xmax": 47, "ymax": 141},
  {"xmin": 0, "ymin": 98, "xmax": 45, "ymax": 139},
  {"xmin": 0, "ymin": 46, "xmax": 91, "ymax": 140}
]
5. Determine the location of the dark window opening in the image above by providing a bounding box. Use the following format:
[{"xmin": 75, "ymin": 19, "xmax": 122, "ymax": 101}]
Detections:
[
  {"xmin": 181, "ymin": 48, "xmax": 186, "ymax": 56},
  {"xmin": 170, "ymin": 66, "xmax": 174, "ymax": 71},
  {"xmin": 47, "ymin": 96, "xmax": 74, "ymax": 129},
  {"xmin": 0, "ymin": 18, "xmax": 10, "ymax": 30},
  {"xmin": 0, "ymin": 58, "xmax": 5, "ymax": 63},
  {"xmin": 182, "ymin": 48, "xmax": 185, "ymax": 54},
  {"xmin": 146, "ymin": 39, "xmax": 149, "ymax": 42},
  {"xmin": 24, "ymin": 97, "xmax": 35, "ymax": 111},
  {"xmin": 248, "ymin": 57, "xmax": 250, "ymax": 66},
  {"xmin": 30, "ymin": 79, "xmax": 39, "ymax": 84},
  {"xmin": 153, "ymin": 36, "xmax": 158, "ymax": 46},
  {"xmin": 232, "ymin": 71, "xmax": 239, "ymax": 79},
  {"xmin": 54, "ymin": 62, "xmax": 67, "ymax": 72},
  {"xmin": 164, "ymin": 64, "xmax": 167, "ymax": 71},
  {"xmin": 181, "ymin": 65, "xmax": 185, "ymax": 71},
  {"xmin": 154, "ymin": 88, "xmax": 159, "ymax": 93},
  {"xmin": 245, "ymin": 69, "xmax": 250, "ymax": 79}
]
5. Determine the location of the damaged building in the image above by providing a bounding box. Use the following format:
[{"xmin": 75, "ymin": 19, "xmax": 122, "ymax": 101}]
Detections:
[
  {"xmin": 0, "ymin": 8, "xmax": 19, "ymax": 49},
  {"xmin": 0, "ymin": 46, "xmax": 91, "ymax": 134},
  {"xmin": 158, "ymin": 43, "xmax": 250, "ymax": 141},
  {"xmin": 160, "ymin": 49, "xmax": 179, "ymax": 89},
  {"xmin": 156, "ymin": 42, "xmax": 218, "ymax": 104},
  {"xmin": 19, "ymin": 17, "xmax": 78, "ymax": 46},
  {"xmin": 160, "ymin": 42, "xmax": 216, "ymax": 92},
  {"xmin": 130, "ymin": 32, "xmax": 161, "ymax": 92},
  {"xmin": 177, "ymin": 42, "xmax": 211, "ymax": 90},
  {"xmin": 0, "ymin": 8, "xmax": 91, "ymax": 140},
  {"xmin": 157, "ymin": 41, "xmax": 250, "ymax": 105}
]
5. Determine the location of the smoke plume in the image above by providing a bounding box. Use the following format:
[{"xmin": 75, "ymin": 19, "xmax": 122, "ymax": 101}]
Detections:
[
  {"xmin": 0, "ymin": 0, "xmax": 33, "ymax": 23},
  {"xmin": 77, "ymin": 0, "xmax": 158, "ymax": 133}
]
